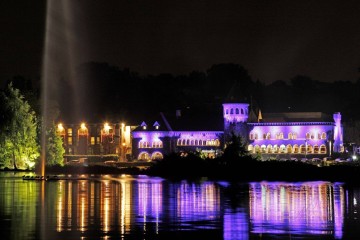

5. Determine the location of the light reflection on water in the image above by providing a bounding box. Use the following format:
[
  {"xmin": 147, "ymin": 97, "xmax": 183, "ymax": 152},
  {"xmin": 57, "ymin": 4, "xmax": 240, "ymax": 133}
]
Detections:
[{"xmin": 0, "ymin": 172, "xmax": 360, "ymax": 239}]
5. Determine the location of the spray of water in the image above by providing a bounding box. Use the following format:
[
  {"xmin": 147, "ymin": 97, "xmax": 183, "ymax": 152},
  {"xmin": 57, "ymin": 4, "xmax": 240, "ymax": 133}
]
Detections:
[{"xmin": 40, "ymin": 0, "xmax": 89, "ymax": 176}]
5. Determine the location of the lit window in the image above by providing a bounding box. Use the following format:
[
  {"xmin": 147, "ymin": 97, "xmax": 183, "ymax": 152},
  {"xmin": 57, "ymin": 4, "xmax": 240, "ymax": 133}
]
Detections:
[
  {"xmin": 68, "ymin": 128, "xmax": 73, "ymax": 136},
  {"xmin": 68, "ymin": 137, "xmax": 72, "ymax": 145},
  {"xmin": 321, "ymin": 132, "xmax": 326, "ymax": 139},
  {"xmin": 320, "ymin": 145, "xmax": 326, "ymax": 154},
  {"xmin": 91, "ymin": 137, "xmax": 95, "ymax": 145},
  {"xmin": 306, "ymin": 132, "xmax": 310, "ymax": 139}
]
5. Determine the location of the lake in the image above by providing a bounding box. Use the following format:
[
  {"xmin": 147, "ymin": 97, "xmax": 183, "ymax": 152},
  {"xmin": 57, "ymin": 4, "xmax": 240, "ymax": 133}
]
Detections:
[{"xmin": 0, "ymin": 172, "xmax": 359, "ymax": 239}]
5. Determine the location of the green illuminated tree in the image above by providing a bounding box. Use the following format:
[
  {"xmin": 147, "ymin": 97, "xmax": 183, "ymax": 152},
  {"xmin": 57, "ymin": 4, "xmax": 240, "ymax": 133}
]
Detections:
[
  {"xmin": 45, "ymin": 122, "xmax": 65, "ymax": 166},
  {"xmin": 0, "ymin": 83, "xmax": 39, "ymax": 169}
]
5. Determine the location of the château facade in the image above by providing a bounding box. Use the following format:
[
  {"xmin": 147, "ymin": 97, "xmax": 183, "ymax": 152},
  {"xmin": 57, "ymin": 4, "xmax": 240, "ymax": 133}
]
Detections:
[{"xmin": 57, "ymin": 101, "xmax": 344, "ymax": 161}]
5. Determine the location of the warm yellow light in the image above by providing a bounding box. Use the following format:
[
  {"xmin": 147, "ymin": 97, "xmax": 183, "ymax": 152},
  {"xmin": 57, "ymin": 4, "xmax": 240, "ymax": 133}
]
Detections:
[
  {"xmin": 58, "ymin": 123, "xmax": 64, "ymax": 132},
  {"xmin": 81, "ymin": 122, "xmax": 86, "ymax": 130},
  {"xmin": 104, "ymin": 122, "xmax": 110, "ymax": 133},
  {"xmin": 121, "ymin": 123, "xmax": 125, "ymax": 128}
]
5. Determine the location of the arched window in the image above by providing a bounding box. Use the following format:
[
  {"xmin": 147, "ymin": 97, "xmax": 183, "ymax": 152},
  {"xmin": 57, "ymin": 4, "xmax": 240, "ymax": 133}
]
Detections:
[
  {"xmin": 182, "ymin": 139, "xmax": 186, "ymax": 145},
  {"xmin": 288, "ymin": 132, "xmax": 293, "ymax": 139},
  {"xmin": 321, "ymin": 132, "xmax": 327, "ymax": 139},
  {"xmin": 254, "ymin": 133, "xmax": 258, "ymax": 140},
  {"xmin": 273, "ymin": 145, "xmax": 279, "ymax": 153},
  {"xmin": 230, "ymin": 109, "xmax": 234, "ymax": 114},
  {"xmin": 279, "ymin": 144, "xmax": 286, "ymax": 153},
  {"xmin": 266, "ymin": 145, "xmax": 272, "ymax": 153},
  {"xmin": 248, "ymin": 145, "xmax": 254, "ymax": 153},
  {"xmin": 186, "ymin": 139, "xmax": 190, "ymax": 145},
  {"xmin": 293, "ymin": 133, "xmax": 297, "ymax": 139},
  {"xmin": 195, "ymin": 140, "xmax": 198, "ymax": 145},
  {"xmin": 320, "ymin": 145, "xmax": 327, "ymax": 154},
  {"xmin": 226, "ymin": 109, "xmax": 229, "ymax": 114},
  {"xmin": 313, "ymin": 145, "xmax": 319, "ymax": 154},
  {"xmin": 293, "ymin": 144, "xmax": 299, "ymax": 153},
  {"xmin": 151, "ymin": 152, "xmax": 163, "ymax": 160},
  {"xmin": 276, "ymin": 133, "xmax": 284, "ymax": 139},
  {"xmin": 190, "ymin": 140, "xmax": 195, "ymax": 145},
  {"xmin": 254, "ymin": 145, "xmax": 261, "ymax": 153},
  {"xmin": 249, "ymin": 133, "xmax": 253, "ymax": 140},
  {"xmin": 261, "ymin": 145, "xmax": 266, "ymax": 153},
  {"xmin": 138, "ymin": 152, "xmax": 150, "ymax": 161},
  {"xmin": 241, "ymin": 108, "xmax": 244, "ymax": 114},
  {"xmin": 307, "ymin": 144, "xmax": 312, "ymax": 153},
  {"xmin": 235, "ymin": 108, "xmax": 239, "ymax": 114},
  {"xmin": 214, "ymin": 139, "xmax": 220, "ymax": 146},
  {"xmin": 300, "ymin": 144, "xmax": 306, "ymax": 153},
  {"xmin": 266, "ymin": 133, "xmax": 271, "ymax": 139},
  {"xmin": 286, "ymin": 144, "xmax": 292, "ymax": 153},
  {"xmin": 310, "ymin": 133, "xmax": 315, "ymax": 140},
  {"xmin": 177, "ymin": 139, "xmax": 181, "ymax": 146},
  {"xmin": 306, "ymin": 132, "xmax": 310, "ymax": 139}
]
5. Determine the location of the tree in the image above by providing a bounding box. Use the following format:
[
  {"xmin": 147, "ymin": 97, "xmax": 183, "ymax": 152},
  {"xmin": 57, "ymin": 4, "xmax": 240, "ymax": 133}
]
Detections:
[
  {"xmin": 44, "ymin": 122, "xmax": 65, "ymax": 166},
  {"xmin": 0, "ymin": 83, "xmax": 39, "ymax": 169},
  {"xmin": 222, "ymin": 132, "xmax": 249, "ymax": 160}
]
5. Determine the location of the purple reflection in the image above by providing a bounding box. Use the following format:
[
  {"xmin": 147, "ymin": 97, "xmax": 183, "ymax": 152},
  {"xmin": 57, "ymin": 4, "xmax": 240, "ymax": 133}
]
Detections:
[{"xmin": 249, "ymin": 181, "xmax": 344, "ymax": 238}]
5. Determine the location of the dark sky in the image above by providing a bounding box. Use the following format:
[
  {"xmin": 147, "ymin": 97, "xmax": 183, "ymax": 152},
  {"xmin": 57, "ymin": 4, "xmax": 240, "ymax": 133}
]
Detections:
[{"xmin": 1, "ymin": 0, "xmax": 360, "ymax": 86}]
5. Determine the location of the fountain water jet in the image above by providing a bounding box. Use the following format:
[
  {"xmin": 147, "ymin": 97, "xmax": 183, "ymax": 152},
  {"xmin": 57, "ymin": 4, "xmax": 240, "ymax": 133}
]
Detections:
[{"xmin": 40, "ymin": 0, "xmax": 90, "ymax": 176}]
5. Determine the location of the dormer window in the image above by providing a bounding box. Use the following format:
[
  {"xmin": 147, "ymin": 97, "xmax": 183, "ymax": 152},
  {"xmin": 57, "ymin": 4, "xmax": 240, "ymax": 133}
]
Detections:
[
  {"xmin": 140, "ymin": 121, "xmax": 147, "ymax": 130},
  {"xmin": 153, "ymin": 121, "xmax": 160, "ymax": 130}
]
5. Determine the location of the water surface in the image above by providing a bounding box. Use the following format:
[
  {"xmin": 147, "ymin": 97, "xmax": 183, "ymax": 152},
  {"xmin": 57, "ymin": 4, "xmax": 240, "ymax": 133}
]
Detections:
[{"xmin": 0, "ymin": 172, "xmax": 359, "ymax": 239}]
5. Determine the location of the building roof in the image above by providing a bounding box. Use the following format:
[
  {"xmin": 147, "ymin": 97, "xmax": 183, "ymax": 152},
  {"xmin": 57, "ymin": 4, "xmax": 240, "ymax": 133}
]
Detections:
[
  {"xmin": 132, "ymin": 107, "xmax": 224, "ymax": 132},
  {"xmin": 258, "ymin": 112, "xmax": 333, "ymax": 123}
]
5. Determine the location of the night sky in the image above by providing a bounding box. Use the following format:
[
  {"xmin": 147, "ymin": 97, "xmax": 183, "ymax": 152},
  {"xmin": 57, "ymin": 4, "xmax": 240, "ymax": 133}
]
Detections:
[{"xmin": 1, "ymin": 0, "xmax": 360, "ymax": 86}]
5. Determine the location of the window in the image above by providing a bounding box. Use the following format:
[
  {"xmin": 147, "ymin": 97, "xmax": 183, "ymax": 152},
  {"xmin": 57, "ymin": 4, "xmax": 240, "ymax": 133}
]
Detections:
[
  {"xmin": 320, "ymin": 145, "xmax": 326, "ymax": 154},
  {"xmin": 261, "ymin": 145, "xmax": 266, "ymax": 153},
  {"xmin": 230, "ymin": 109, "xmax": 234, "ymax": 114},
  {"xmin": 152, "ymin": 140, "xmax": 163, "ymax": 148},
  {"xmin": 249, "ymin": 133, "xmax": 253, "ymax": 140},
  {"xmin": 306, "ymin": 132, "xmax": 310, "ymax": 139},
  {"xmin": 177, "ymin": 139, "xmax": 181, "ymax": 146},
  {"xmin": 226, "ymin": 109, "xmax": 229, "ymax": 114},
  {"xmin": 235, "ymin": 108, "xmax": 239, "ymax": 114},
  {"xmin": 68, "ymin": 128, "xmax": 73, "ymax": 136},
  {"xmin": 313, "ymin": 145, "xmax": 319, "ymax": 154},
  {"xmin": 68, "ymin": 137, "xmax": 72, "ymax": 145},
  {"xmin": 293, "ymin": 144, "xmax": 299, "ymax": 153},
  {"xmin": 138, "ymin": 152, "xmax": 150, "ymax": 161},
  {"xmin": 321, "ymin": 132, "xmax": 327, "ymax": 139},
  {"xmin": 279, "ymin": 144, "xmax": 286, "ymax": 153},
  {"xmin": 276, "ymin": 132, "xmax": 284, "ymax": 139},
  {"xmin": 286, "ymin": 144, "xmax": 292, "ymax": 153},
  {"xmin": 241, "ymin": 108, "xmax": 244, "ymax": 114},
  {"xmin": 266, "ymin": 145, "xmax": 272, "ymax": 153},
  {"xmin": 91, "ymin": 137, "xmax": 95, "ymax": 145},
  {"xmin": 266, "ymin": 133, "xmax": 271, "ymax": 139}
]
